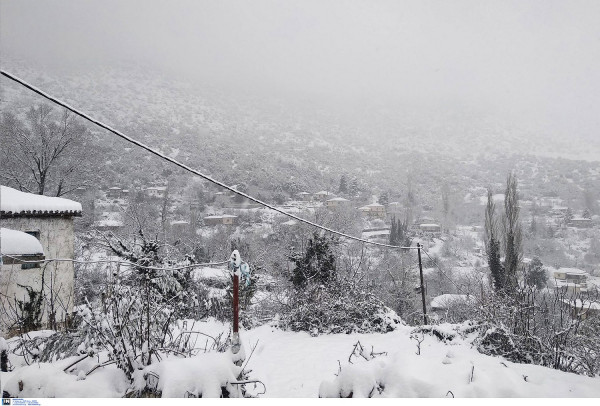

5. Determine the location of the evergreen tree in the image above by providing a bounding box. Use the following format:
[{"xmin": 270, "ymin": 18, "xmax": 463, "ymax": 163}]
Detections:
[
  {"xmin": 502, "ymin": 173, "xmax": 522, "ymax": 294},
  {"xmin": 349, "ymin": 177, "xmax": 359, "ymax": 196},
  {"xmin": 583, "ymin": 208, "xmax": 592, "ymax": 219},
  {"xmin": 524, "ymin": 257, "xmax": 548, "ymax": 289},
  {"xmin": 389, "ymin": 216, "xmax": 410, "ymax": 246},
  {"xmin": 289, "ymin": 233, "xmax": 337, "ymax": 287},
  {"xmin": 378, "ymin": 191, "xmax": 389, "ymax": 205},
  {"xmin": 389, "ymin": 217, "xmax": 398, "ymax": 245},
  {"xmin": 485, "ymin": 188, "xmax": 505, "ymax": 292},
  {"xmin": 564, "ymin": 207, "xmax": 573, "ymax": 226},
  {"xmin": 338, "ymin": 175, "xmax": 348, "ymax": 194},
  {"xmin": 529, "ymin": 216, "xmax": 538, "ymax": 236}
]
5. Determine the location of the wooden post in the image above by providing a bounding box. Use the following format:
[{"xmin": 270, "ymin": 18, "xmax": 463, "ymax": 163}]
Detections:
[
  {"xmin": 417, "ymin": 243, "xmax": 428, "ymax": 324},
  {"xmin": 229, "ymin": 250, "xmax": 242, "ymax": 357},
  {"xmin": 233, "ymin": 270, "xmax": 239, "ymax": 336}
]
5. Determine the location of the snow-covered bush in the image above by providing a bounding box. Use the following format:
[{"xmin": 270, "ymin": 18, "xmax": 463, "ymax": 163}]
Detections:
[
  {"xmin": 472, "ymin": 286, "xmax": 600, "ymax": 377},
  {"xmin": 130, "ymin": 352, "xmax": 243, "ymax": 398},
  {"xmin": 280, "ymin": 233, "xmax": 403, "ymax": 335},
  {"xmin": 281, "ymin": 281, "xmax": 402, "ymax": 335}
]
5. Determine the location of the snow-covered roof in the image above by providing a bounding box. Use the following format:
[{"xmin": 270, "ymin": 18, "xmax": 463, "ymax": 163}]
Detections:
[
  {"xmin": 557, "ymin": 268, "xmax": 588, "ymax": 276},
  {"xmin": 1, "ymin": 185, "xmax": 82, "ymax": 217},
  {"xmin": 366, "ymin": 203, "xmax": 384, "ymax": 207},
  {"xmin": 204, "ymin": 215, "xmax": 238, "ymax": 219},
  {"xmin": 1, "ymin": 228, "xmax": 44, "ymax": 256},
  {"xmin": 297, "ymin": 192, "xmax": 311, "ymax": 195},
  {"xmin": 430, "ymin": 294, "xmax": 472, "ymax": 309},
  {"xmin": 146, "ymin": 186, "xmax": 167, "ymax": 191},
  {"xmin": 93, "ymin": 219, "xmax": 123, "ymax": 227},
  {"xmin": 420, "ymin": 223, "xmax": 441, "ymax": 228},
  {"xmin": 314, "ymin": 191, "xmax": 330, "ymax": 195},
  {"xmin": 562, "ymin": 299, "xmax": 600, "ymax": 311},
  {"xmin": 108, "ymin": 187, "xmax": 122, "ymax": 190},
  {"xmin": 327, "ymin": 197, "xmax": 349, "ymax": 202},
  {"xmin": 170, "ymin": 220, "xmax": 190, "ymax": 225}
]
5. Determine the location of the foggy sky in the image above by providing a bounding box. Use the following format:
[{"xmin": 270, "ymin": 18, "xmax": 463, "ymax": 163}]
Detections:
[{"xmin": 2, "ymin": 0, "xmax": 600, "ymax": 138}]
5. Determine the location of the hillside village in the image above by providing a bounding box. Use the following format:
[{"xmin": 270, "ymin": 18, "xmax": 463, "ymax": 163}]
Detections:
[{"xmin": 1, "ymin": 1, "xmax": 600, "ymax": 397}]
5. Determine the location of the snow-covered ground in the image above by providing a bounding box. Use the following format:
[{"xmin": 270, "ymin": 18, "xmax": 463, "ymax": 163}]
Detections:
[{"xmin": 3, "ymin": 319, "xmax": 599, "ymax": 398}]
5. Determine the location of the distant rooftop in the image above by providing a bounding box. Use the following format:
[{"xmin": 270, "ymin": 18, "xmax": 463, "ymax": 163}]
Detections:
[{"xmin": 557, "ymin": 268, "xmax": 588, "ymax": 275}]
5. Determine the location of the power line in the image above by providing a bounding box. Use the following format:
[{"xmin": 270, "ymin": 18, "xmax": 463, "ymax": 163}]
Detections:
[
  {"xmin": 1, "ymin": 69, "xmax": 416, "ymax": 250},
  {"xmin": 421, "ymin": 248, "xmax": 468, "ymax": 295},
  {"xmin": 1, "ymin": 255, "xmax": 228, "ymax": 271}
]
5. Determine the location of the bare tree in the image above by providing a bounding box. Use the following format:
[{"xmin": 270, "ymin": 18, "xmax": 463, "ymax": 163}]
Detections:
[{"xmin": 0, "ymin": 104, "xmax": 89, "ymax": 196}]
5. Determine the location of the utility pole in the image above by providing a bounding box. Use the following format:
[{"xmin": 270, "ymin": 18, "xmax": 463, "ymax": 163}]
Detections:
[
  {"xmin": 417, "ymin": 243, "xmax": 428, "ymax": 324},
  {"xmin": 229, "ymin": 250, "xmax": 245, "ymax": 365}
]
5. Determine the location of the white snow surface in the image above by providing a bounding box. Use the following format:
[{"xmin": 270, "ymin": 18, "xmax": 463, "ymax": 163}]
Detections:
[
  {"xmin": 430, "ymin": 294, "xmax": 472, "ymax": 309},
  {"xmin": 2, "ymin": 319, "xmax": 600, "ymax": 398},
  {"xmin": 1, "ymin": 185, "xmax": 82, "ymax": 214},
  {"xmin": 0, "ymin": 228, "xmax": 44, "ymax": 255}
]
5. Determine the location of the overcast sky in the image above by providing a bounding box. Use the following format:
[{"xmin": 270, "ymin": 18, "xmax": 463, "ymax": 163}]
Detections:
[{"xmin": 2, "ymin": 0, "xmax": 600, "ymax": 138}]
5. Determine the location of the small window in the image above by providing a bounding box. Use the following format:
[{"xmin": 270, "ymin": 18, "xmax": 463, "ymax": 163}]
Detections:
[
  {"xmin": 22, "ymin": 262, "xmax": 40, "ymax": 270},
  {"xmin": 25, "ymin": 230, "xmax": 41, "ymax": 240}
]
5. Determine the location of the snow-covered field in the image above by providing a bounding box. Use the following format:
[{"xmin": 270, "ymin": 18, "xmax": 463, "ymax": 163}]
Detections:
[{"xmin": 3, "ymin": 319, "xmax": 599, "ymax": 398}]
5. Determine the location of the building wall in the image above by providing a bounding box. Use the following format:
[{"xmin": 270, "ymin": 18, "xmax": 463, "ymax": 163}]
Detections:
[{"xmin": 0, "ymin": 216, "xmax": 75, "ymax": 331}]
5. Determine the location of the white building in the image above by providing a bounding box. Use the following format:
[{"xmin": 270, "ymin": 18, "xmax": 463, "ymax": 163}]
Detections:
[
  {"xmin": 358, "ymin": 203, "xmax": 386, "ymax": 219},
  {"xmin": 203, "ymin": 214, "xmax": 238, "ymax": 226},
  {"xmin": 145, "ymin": 186, "xmax": 167, "ymax": 199},
  {"xmin": 1, "ymin": 228, "xmax": 45, "ymax": 335},
  {"xmin": 325, "ymin": 197, "xmax": 351, "ymax": 209},
  {"xmin": 313, "ymin": 191, "xmax": 333, "ymax": 202},
  {"xmin": 553, "ymin": 268, "xmax": 588, "ymax": 293},
  {"xmin": 0, "ymin": 186, "xmax": 82, "ymax": 335}
]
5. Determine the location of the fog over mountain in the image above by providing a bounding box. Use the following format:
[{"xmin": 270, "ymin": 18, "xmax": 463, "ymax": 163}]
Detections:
[
  {"xmin": 3, "ymin": 2, "xmax": 600, "ymax": 398},
  {"xmin": 2, "ymin": 0, "xmax": 600, "ymax": 158}
]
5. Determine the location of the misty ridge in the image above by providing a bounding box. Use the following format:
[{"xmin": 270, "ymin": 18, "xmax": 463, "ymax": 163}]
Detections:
[{"xmin": 1, "ymin": 0, "xmax": 600, "ymax": 400}]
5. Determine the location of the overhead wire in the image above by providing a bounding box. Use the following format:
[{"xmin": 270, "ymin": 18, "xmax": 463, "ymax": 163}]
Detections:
[
  {"xmin": 1, "ymin": 70, "xmax": 416, "ymax": 250},
  {"xmin": 1, "ymin": 255, "xmax": 229, "ymax": 271}
]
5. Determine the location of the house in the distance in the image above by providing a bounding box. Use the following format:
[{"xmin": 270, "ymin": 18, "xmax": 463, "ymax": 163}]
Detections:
[
  {"xmin": 296, "ymin": 192, "xmax": 312, "ymax": 202},
  {"xmin": 420, "ymin": 223, "xmax": 442, "ymax": 234},
  {"xmin": 325, "ymin": 197, "xmax": 351, "ymax": 209},
  {"xmin": 0, "ymin": 185, "xmax": 82, "ymax": 334},
  {"xmin": 106, "ymin": 187, "xmax": 123, "ymax": 199},
  {"xmin": 145, "ymin": 186, "xmax": 167, "ymax": 199},
  {"xmin": 203, "ymin": 214, "xmax": 238, "ymax": 226},
  {"xmin": 562, "ymin": 299, "xmax": 600, "ymax": 320},
  {"xmin": 313, "ymin": 191, "xmax": 333, "ymax": 202},
  {"xmin": 358, "ymin": 203, "xmax": 386, "ymax": 219},
  {"xmin": 569, "ymin": 217, "xmax": 593, "ymax": 228},
  {"xmin": 553, "ymin": 268, "xmax": 588, "ymax": 293},
  {"xmin": 93, "ymin": 211, "xmax": 124, "ymax": 233}
]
